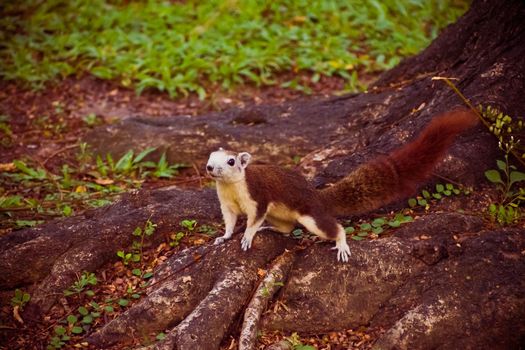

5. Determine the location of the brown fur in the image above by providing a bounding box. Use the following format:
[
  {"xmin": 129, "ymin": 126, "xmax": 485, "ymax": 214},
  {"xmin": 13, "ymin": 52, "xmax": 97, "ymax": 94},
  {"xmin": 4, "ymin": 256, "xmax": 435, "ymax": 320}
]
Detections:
[
  {"xmin": 320, "ymin": 109, "xmax": 478, "ymax": 215},
  {"xmin": 245, "ymin": 166, "xmax": 339, "ymax": 238}
]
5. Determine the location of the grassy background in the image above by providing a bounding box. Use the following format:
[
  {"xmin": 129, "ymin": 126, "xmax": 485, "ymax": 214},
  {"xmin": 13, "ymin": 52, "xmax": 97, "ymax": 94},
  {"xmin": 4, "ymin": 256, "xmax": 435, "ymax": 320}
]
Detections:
[{"xmin": 1, "ymin": 0, "xmax": 468, "ymax": 98}]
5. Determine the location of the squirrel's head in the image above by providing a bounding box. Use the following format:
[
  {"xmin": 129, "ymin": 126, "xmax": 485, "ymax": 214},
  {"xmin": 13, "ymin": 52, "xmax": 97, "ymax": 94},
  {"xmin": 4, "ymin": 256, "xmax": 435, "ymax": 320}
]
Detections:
[{"xmin": 206, "ymin": 148, "xmax": 251, "ymax": 183}]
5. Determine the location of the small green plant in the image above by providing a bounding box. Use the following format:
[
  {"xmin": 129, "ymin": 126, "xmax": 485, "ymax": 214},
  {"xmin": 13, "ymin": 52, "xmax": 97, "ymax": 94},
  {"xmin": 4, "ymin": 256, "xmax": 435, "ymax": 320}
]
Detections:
[
  {"xmin": 47, "ymin": 302, "xmax": 104, "ymax": 349},
  {"xmin": 118, "ymin": 220, "xmax": 156, "ymax": 282},
  {"xmin": 485, "ymin": 140, "xmax": 525, "ymax": 225},
  {"xmin": 11, "ymin": 289, "xmax": 31, "ymax": 310},
  {"xmin": 151, "ymin": 153, "xmax": 185, "ymax": 178},
  {"xmin": 180, "ymin": 219, "xmax": 197, "ymax": 231},
  {"xmin": 82, "ymin": 113, "xmax": 102, "ymax": 127},
  {"xmin": 479, "ymin": 105, "xmax": 524, "ymax": 160},
  {"xmin": 169, "ymin": 232, "xmax": 185, "ymax": 247},
  {"xmin": 116, "ymin": 250, "xmax": 133, "ymax": 265},
  {"xmin": 408, "ymin": 182, "xmax": 469, "ymax": 209},
  {"xmin": 196, "ymin": 224, "xmax": 217, "ymax": 236},
  {"xmin": 284, "ymin": 332, "xmax": 316, "ymax": 350},
  {"xmin": 345, "ymin": 213, "xmax": 413, "ymax": 241},
  {"xmin": 169, "ymin": 219, "xmax": 193, "ymax": 246},
  {"xmin": 63, "ymin": 271, "xmax": 97, "ymax": 296},
  {"xmin": 292, "ymin": 228, "xmax": 304, "ymax": 239},
  {"xmin": 261, "ymin": 279, "xmax": 284, "ymax": 297},
  {"xmin": 118, "ymin": 219, "xmax": 157, "ymax": 266}
]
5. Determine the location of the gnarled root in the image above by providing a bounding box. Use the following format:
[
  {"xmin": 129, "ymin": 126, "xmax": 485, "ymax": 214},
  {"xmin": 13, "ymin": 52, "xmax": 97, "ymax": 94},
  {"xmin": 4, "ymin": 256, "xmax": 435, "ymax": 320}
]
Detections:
[{"xmin": 239, "ymin": 250, "xmax": 296, "ymax": 350}]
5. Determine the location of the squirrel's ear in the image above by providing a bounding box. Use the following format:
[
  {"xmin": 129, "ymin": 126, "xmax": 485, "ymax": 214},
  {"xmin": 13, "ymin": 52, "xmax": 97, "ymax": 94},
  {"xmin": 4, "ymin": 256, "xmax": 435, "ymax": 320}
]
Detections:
[{"xmin": 238, "ymin": 152, "xmax": 251, "ymax": 168}]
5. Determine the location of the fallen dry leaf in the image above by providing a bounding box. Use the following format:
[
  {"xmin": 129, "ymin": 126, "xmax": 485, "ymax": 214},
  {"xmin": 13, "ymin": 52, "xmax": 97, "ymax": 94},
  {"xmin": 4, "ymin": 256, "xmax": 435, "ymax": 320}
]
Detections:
[
  {"xmin": 0, "ymin": 162, "xmax": 16, "ymax": 172},
  {"xmin": 95, "ymin": 178, "xmax": 115, "ymax": 185},
  {"xmin": 13, "ymin": 305, "xmax": 24, "ymax": 324}
]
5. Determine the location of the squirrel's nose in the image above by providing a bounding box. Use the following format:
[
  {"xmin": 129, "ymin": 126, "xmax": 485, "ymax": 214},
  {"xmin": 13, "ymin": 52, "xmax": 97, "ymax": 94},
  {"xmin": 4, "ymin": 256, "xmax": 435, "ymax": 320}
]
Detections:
[{"xmin": 206, "ymin": 165, "xmax": 213, "ymax": 172}]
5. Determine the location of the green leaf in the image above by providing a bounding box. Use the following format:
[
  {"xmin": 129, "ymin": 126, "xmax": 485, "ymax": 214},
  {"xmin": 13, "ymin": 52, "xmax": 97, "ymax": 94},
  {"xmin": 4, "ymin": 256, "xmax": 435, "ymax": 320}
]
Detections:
[
  {"xmin": 388, "ymin": 220, "xmax": 401, "ymax": 227},
  {"xmin": 104, "ymin": 305, "xmax": 114, "ymax": 313},
  {"xmin": 417, "ymin": 198, "xmax": 428, "ymax": 206},
  {"xmin": 408, "ymin": 198, "xmax": 417, "ymax": 207},
  {"xmin": 62, "ymin": 205, "xmax": 72, "ymax": 217},
  {"xmin": 372, "ymin": 218, "xmax": 385, "ymax": 227},
  {"xmin": 78, "ymin": 306, "xmax": 89, "ymax": 316},
  {"xmin": 71, "ymin": 326, "xmax": 83, "ymax": 334},
  {"xmin": 292, "ymin": 228, "xmax": 303, "ymax": 237},
  {"xmin": 372, "ymin": 227, "xmax": 384, "ymax": 234},
  {"xmin": 295, "ymin": 345, "xmax": 316, "ymax": 350},
  {"xmin": 91, "ymin": 66, "xmax": 114, "ymax": 80},
  {"xmin": 54, "ymin": 326, "xmax": 66, "ymax": 336},
  {"xmin": 82, "ymin": 315, "xmax": 93, "ymax": 324},
  {"xmin": 85, "ymin": 290, "xmax": 95, "ymax": 297},
  {"xmin": 118, "ymin": 299, "xmax": 129, "ymax": 307},
  {"xmin": 357, "ymin": 231, "xmax": 369, "ymax": 237},
  {"xmin": 422, "ymin": 190, "xmax": 431, "ymax": 199},
  {"xmin": 22, "ymin": 293, "xmax": 30, "ymax": 302},
  {"xmin": 132, "ymin": 269, "xmax": 142, "ymax": 276},
  {"xmin": 432, "ymin": 193, "xmax": 442, "ymax": 200},
  {"xmin": 142, "ymin": 272, "xmax": 154, "ymax": 279},
  {"xmin": 133, "ymin": 147, "xmax": 157, "ymax": 164},
  {"xmin": 485, "ymin": 170, "xmax": 504, "ymax": 184},
  {"xmin": 351, "ymin": 236, "xmax": 364, "ymax": 241},
  {"xmin": 509, "ymin": 171, "xmax": 525, "ymax": 186},
  {"xmin": 132, "ymin": 293, "xmax": 141, "ymax": 299},
  {"xmin": 402, "ymin": 215, "xmax": 414, "ymax": 223},
  {"xmin": 436, "ymin": 184, "xmax": 444, "ymax": 193},
  {"xmin": 344, "ymin": 226, "xmax": 355, "ymax": 234},
  {"xmin": 67, "ymin": 315, "xmax": 78, "ymax": 324},
  {"xmin": 156, "ymin": 332, "xmax": 167, "ymax": 340},
  {"xmin": 115, "ymin": 150, "xmax": 134, "ymax": 172},
  {"xmin": 360, "ymin": 223, "xmax": 371, "ymax": 231},
  {"xmin": 446, "ymin": 183, "xmax": 454, "ymax": 190},
  {"xmin": 496, "ymin": 160, "xmax": 506, "ymax": 171},
  {"xmin": 132, "ymin": 227, "xmax": 142, "ymax": 236}
]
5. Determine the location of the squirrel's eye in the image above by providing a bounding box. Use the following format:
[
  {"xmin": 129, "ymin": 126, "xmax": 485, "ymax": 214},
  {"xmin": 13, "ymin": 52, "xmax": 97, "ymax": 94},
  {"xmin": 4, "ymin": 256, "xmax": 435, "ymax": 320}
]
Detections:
[{"xmin": 227, "ymin": 159, "xmax": 235, "ymax": 166}]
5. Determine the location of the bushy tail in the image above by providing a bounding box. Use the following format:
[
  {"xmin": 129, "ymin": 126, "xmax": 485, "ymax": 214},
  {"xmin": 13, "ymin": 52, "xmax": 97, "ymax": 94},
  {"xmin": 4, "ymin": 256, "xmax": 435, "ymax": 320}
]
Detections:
[{"xmin": 320, "ymin": 110, "xmax": 478, "ymax": 216}]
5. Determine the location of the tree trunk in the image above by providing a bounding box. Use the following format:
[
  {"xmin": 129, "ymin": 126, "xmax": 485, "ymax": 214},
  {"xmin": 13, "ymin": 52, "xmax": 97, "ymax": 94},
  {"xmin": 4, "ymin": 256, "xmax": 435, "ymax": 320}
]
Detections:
[{"xmin": 1, "ymin": 0, "xmax": 524, "ymax": 349}]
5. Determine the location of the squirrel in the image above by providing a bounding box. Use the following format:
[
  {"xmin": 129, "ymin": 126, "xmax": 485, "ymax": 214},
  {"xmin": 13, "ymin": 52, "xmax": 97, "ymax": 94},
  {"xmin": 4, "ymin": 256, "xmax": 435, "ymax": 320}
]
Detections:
[{"xmin": 206, "ymin": 110, "xmax": 478, "ymax": 262}]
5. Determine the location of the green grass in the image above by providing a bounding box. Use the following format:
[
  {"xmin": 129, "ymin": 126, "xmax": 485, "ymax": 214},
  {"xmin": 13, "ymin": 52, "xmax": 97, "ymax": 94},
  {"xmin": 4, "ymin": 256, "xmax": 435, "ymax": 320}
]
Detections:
[{"xmin": 0, "ymin": 0, "xmax": 468, "ymax": 97}]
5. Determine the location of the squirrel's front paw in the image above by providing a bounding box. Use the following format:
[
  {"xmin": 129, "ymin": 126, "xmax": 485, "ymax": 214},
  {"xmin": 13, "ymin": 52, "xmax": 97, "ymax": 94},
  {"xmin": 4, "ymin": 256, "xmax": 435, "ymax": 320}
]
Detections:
[
  {"xmin": 214, "ymin": 236, "xmax": 230, "ymax": 245},
  {"xmin": 240, "ymin": 234, "xmax": 253, "ymax": 251}
]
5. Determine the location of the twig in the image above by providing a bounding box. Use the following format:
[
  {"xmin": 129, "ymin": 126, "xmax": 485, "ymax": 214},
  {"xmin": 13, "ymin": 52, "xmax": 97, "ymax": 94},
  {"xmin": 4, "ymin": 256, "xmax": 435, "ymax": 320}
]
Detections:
[
  {"xmin": 431, "ymin": 172, "xmax": 465, "ymax": 188},
  {"xmin": 191, "ymin": 162, "xmax": 203, "ymax": 188},
  {"xmin": 239, "ymin": 250, "xmax": 296, "ymax": 350},
  {"xmin": 43, "ymin": 143, "xmax": 79, "ymax": 165}
]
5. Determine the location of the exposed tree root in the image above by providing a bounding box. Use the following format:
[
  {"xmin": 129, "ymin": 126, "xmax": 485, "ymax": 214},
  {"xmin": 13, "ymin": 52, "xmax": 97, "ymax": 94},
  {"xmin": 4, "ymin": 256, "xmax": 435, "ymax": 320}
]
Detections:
[{"xmin": 239, "ymin": 250, "xmax": 296, "ymax": 350}]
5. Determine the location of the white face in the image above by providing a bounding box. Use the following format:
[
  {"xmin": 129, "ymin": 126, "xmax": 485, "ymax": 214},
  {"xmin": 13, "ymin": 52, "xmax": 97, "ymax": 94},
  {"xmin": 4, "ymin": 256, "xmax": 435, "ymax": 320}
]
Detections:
[{"xmin": 206, "ymin": 148, "xmax": 251, "ymax": 183}]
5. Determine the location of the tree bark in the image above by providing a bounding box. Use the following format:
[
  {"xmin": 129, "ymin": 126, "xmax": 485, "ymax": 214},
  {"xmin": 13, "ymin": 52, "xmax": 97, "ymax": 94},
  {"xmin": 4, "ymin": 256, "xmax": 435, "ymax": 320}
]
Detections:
[{"xmin": 1, "ymin": 0, "xmax": 524, "ymax": 349}]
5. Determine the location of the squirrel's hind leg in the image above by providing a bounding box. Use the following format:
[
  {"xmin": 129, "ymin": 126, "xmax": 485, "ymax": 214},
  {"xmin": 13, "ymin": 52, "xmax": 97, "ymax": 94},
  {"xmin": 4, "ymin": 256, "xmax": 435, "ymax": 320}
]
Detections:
[{"xmin": 298, "ymin": 214, "xmax": 350, "ymax": 262}]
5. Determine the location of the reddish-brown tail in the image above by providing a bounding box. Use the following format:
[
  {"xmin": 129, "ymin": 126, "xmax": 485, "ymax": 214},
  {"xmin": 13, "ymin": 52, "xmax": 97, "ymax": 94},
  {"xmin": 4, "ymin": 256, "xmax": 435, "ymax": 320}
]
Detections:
[{"xmin": 320, "ymin": 109, "xmax": 478, "ymax": 216}]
